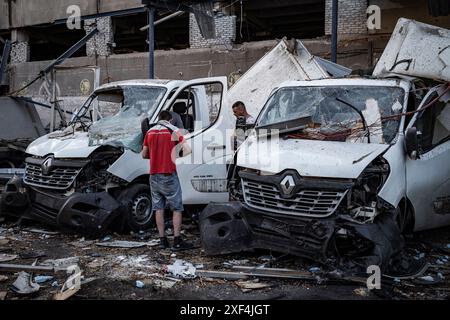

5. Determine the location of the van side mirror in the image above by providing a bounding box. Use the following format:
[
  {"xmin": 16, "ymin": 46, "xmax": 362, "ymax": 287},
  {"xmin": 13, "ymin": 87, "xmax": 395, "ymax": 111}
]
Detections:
[{"xmin": 405, "ymin": 127, "xmax": 419, "ymax": 160}]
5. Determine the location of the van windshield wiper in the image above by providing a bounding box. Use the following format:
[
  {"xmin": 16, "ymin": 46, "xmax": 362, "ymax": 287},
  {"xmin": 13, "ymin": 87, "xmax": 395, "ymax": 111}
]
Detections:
[{"xmin": 335, "ymin": 97, "xmax": 371, "ymax": 143}]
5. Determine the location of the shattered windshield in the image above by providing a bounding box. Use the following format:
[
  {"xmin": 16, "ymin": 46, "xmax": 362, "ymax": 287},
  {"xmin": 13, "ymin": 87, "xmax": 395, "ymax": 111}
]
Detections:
[
  {"xmin": 257, "ymin": 86, "xmax": 405, "ymax": 144},
  {"xmin": 88, "ymin": 86, "xmax": 166, "ymax": 152}
]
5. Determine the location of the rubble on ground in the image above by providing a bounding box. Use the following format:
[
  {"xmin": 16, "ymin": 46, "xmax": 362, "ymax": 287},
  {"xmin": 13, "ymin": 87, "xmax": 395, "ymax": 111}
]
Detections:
[{"xmin": 0, "ymin": 219, "xmax": 448, "ymax": 300}]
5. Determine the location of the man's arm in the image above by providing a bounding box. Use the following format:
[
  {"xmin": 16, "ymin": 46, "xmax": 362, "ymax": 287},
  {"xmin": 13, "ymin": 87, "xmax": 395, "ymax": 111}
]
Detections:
[{"xmin": 142, "ymin": 146, "xmax": 149, "ymax": 159}]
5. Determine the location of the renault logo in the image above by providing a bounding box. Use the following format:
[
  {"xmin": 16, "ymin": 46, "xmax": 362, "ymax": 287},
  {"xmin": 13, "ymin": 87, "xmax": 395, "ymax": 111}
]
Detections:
[
  {"xmin": 41, "ymin": 156, "xmax": 54, "ymax": 175},
  {"xmin": 280, "ymin": 175, "xmax": 295, "ymax": 195}
]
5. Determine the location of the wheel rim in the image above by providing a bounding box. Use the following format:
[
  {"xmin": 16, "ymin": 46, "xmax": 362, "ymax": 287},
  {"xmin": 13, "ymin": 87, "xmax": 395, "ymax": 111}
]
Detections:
[{"xmin": 131, "ymin": 194, "xmax": 153, "ymax": 225}]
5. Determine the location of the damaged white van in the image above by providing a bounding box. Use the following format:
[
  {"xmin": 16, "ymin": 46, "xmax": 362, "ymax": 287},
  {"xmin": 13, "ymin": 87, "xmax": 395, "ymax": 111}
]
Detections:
[
  {"xmin": 0, "ymin": 39, "xmax": 340, "ymax": 235},
  {"xmin": 200, "ymin": 19, "xmax": 450, "ymax": 269}
]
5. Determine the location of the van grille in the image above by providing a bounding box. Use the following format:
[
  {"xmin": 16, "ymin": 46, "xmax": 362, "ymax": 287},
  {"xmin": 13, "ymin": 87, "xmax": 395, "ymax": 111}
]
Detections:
[
  {"xmin": 24, "ymin": 162, "xmax": 82, "ymax": 190},
  {"xmin": 242, "ymin": 178, "xmax": 347, "ymax": 217}
]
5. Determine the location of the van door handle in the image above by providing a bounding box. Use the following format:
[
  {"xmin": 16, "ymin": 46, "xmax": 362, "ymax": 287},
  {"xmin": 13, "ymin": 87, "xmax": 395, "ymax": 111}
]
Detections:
[{"xmin": 207, "ymin": 144, "xmax": 226, "ymax": 150}]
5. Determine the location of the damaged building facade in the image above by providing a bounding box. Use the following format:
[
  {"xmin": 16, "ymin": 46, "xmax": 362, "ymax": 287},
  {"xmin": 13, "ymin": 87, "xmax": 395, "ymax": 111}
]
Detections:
[{"xmin": 1, "ymin": 0, "xmax": 450, "ymax": 128}]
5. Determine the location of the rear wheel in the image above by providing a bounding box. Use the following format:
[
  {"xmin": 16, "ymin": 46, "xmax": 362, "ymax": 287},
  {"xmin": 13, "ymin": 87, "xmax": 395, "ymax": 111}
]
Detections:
[{"xmin": 118, "ymin": 184, "xmax": 154, "ymax": 232}]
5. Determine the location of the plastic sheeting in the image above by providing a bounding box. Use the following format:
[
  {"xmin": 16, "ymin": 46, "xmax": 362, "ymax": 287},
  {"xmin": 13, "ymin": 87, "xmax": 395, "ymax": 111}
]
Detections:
[{"xmin": 88, "ymin": 86, "xmax": 166, "ymax": 152}]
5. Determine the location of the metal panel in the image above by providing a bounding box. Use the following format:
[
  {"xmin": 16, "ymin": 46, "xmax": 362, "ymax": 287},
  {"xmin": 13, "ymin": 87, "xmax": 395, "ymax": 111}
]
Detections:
[{"xmin": 373, "ymin": 18, "xmax": 450, "ymax": 82}]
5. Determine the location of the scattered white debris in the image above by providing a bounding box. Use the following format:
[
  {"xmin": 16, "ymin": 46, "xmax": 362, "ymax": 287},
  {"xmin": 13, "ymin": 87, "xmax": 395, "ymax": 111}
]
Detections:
[
  {"xmin": 135, "ymin": 280, "xmax": 145, "ymax": 288},
  {"xmin": 0, "ymin": 254, "xmax": 18, "ymax": 263},
  {"xmin": 354, "ymin": 287, "xmax": 370, "ymax": 297},
  {"xmin": 42, "ymin": 257, "xmax": 80, "ymax": 268},
  {"xmin": 223, "ymin": 259, "xmax": 250, "ymax": 267},
  {"xmin": 96, "ymin": 240, "xmax": 147, "ymax": 248},
  {"xmin": 166, "ymin": 260, "xmax": 196, "ymax": 279}
]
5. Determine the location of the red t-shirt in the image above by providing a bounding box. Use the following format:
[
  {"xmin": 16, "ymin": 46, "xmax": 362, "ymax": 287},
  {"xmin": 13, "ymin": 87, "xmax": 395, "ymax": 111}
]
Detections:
[{"xmin": 143, "ymin": 122, "xmax": 184, "ymax": 175}]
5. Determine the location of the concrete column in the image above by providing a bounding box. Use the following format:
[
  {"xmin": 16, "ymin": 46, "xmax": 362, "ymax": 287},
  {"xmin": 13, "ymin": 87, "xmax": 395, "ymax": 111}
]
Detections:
[
  {"xmin": 84, "ymin": 16, "xmax": 114, "ymax": 57},
  {"xmin": 325, "ymin": 0, "xmax": 368, "ymax": 36},
  {"xmin": 189, "ymin": 12, "xmax": 236, "ymax": 49},
  {"xmin": 10, "ymin": 29, "xmax": 30, "ymax": 63}
]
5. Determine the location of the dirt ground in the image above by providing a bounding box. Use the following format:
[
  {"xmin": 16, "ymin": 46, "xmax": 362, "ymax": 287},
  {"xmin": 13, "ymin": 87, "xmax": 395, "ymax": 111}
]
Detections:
[{"xmin": 0, "ymin": 217, "xmax": 449, "ymax": 301}]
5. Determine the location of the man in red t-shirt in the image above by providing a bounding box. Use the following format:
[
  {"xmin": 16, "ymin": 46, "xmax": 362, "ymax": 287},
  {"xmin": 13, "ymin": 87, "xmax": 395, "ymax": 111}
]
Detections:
[{"xmin": 142, "ymin": 110, "xmax": 193, "ymax": 251}]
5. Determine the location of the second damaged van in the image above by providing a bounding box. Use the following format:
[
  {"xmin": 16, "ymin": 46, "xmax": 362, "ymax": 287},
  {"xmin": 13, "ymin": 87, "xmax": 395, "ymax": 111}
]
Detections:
[{"xmin": 200, "ymin": 19, "xmax": 450, "ymax": 269}]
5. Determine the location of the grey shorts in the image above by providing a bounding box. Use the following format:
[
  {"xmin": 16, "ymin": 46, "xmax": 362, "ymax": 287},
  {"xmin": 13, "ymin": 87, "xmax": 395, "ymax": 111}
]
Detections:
[{"xmin": 150, "ymin": 173, "xmax": 184, "ymax": 212}]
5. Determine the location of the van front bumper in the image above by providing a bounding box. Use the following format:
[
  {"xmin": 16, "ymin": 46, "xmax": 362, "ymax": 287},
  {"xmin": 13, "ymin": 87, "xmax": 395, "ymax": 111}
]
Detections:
[
  {"xmin": 0, "ymin": 178, "xmax": 122, "ymax": 235},
  {"xmin": 200, "ymin": 201, "xmax": 402, "ymax": 269}
]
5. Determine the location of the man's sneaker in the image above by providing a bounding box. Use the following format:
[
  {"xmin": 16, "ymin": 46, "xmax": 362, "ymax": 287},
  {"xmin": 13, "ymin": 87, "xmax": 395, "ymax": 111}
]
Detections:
[
  {"xmin": 159, "ymin": 237, "xmax": 170, "ymax": 250},
  {"xmin": 172, "ymin": 237, "xmax": 194, "ymax": 251}
]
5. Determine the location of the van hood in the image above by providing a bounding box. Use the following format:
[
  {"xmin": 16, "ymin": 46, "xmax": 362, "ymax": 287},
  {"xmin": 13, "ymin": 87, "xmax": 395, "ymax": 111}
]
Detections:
[
  {"xmin": 26, "ymin": 132, "xmax": 100, "ymax": 158},
  {"xmin": 237, "ymin": 136, "xmax": 390, "ymax": 179}
]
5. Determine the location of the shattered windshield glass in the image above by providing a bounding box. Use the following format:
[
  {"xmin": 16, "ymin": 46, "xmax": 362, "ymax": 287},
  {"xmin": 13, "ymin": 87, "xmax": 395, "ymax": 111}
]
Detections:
[
  {"xmin": 257, "ymin": 86, "xmax": 405, "ymax": 144},
  {"xmin": 88, "ymin": 86, "xmax": 166, "ymax": 152}
]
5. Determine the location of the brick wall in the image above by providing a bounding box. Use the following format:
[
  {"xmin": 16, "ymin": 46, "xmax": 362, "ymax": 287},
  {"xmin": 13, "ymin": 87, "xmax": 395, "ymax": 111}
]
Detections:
[
  {"xmin": 10, "ymin": 42, "xmax": 30, "ymax": 64},
  {"xmin": 84, "ymin": 16, "xmax": 113, "ymax": 57},
  {"xmin": 189, "ymin": 12, "xmax": 236, "ymax": 48},
  {"xmin": 325, "ymin": 0, "xmax": 368, "ymax": 35}
]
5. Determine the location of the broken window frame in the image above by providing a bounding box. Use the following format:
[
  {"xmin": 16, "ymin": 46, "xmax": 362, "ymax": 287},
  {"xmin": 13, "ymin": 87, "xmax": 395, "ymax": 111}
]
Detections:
[{"xmin": 255, "ymin": 85, "xmax": 407, "ymax": 145}]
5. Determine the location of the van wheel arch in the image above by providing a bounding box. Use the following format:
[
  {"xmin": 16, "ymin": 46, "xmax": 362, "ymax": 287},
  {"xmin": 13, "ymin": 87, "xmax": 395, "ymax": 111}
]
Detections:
[
  {"xmin": 395, "ymin": 198, "xmax": 415, "ymax": 234},
  {"xmin": 118, "ymin": 183, "xmax": 154, "ymax": 232}
]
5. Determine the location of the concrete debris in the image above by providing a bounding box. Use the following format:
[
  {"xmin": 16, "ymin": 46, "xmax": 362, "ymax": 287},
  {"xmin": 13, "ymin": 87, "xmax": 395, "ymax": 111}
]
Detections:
[
  {"xmin": 223, "ymin": 259, "xmax": 249, "ymax": 267},
  {"xmin": 0, "ymin": 254, "xmax": 17, "ymax": 263},
  {"xmin": 70, "ymin": 240, "xmax": 95, "ymax": 248},
  {"xmin": 96, "ymin": 240, "xmax": 148, "ymax": 248},
  {"xmin": 24, "ymin": 228, "xmax": 59, "ymax": 235},
  {"xmin": 9, "ymin": 272, "xmax": 40, "ymax": 295},
  {"xmin": 0, "ymin": 239, "xmax": 9, "ymax": 246},
  {"xmin": 0, "ymin": 275, "xmax": 8, "ymax": 282},
  {"xmin": 166, "ymin": 260, "xmax": 197, "ymax": 279},
  {"xmin": 0, "ymin": 291, "xmax": 6, "ymax": 300},
  {"xmin": 153, "ymin": 278, "xmax": 178, "ymax": 289},
  {"xmin": 354, "ymin": 287, "xmax": 370, "ymax": 297},
  {"xmin": 42, "ymin": 257, "xmax": 80, "ymax": 269},
  {"xmin": 87, "ymin": 259, "xmax": 108, "ymax": 269},
  {"xmin": 235, "ymin": 279, "xmax": 272, "ymax": 292}
]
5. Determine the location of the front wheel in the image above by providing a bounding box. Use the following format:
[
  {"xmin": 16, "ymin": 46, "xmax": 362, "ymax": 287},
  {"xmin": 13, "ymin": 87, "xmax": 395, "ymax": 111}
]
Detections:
[{"xmin": 118, "ymin": 184, "xmax": 154, "ymax": 232}]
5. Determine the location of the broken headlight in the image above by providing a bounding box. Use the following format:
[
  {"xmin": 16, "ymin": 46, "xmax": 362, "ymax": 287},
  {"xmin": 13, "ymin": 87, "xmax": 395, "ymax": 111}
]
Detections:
[{"xmin": 347, "ymin": 156, "xmax": 390, "ymax": 223}]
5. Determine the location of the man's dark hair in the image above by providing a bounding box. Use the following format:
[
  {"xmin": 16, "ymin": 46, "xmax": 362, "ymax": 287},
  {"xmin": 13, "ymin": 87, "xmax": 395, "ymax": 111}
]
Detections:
[
  {"xmin": 232, "ymin": 101, "xmax": 245, "ymax": 109},
  {"xmin": 158, "ymin": 110, "xmax": 172, "ymax": 121}
]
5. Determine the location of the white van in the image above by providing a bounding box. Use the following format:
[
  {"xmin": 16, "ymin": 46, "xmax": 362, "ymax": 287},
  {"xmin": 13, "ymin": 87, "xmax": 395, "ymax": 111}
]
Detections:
[
  {"xmin": 0, "ymin": 39, "xmax": 340, "ymax": 234},
  {"xmin": 200, "ymin": 19, "xmax": 450, "ymax": 269}
]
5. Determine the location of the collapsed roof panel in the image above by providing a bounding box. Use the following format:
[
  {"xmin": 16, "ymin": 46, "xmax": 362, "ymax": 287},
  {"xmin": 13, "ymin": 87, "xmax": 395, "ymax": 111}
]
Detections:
[
  {"xmin": 226, "ymin": 39, "xmax": 333, "ymax": 119},
  {"xmin": 373, "ymin": 18, "xmax": 450, "ymax": 82}
]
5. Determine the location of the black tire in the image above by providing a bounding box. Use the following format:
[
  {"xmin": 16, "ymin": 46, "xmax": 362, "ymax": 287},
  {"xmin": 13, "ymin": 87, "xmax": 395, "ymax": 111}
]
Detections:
[{"xmin": 118, "ymin": 184, "xmax": 154, "ymax": 232}]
